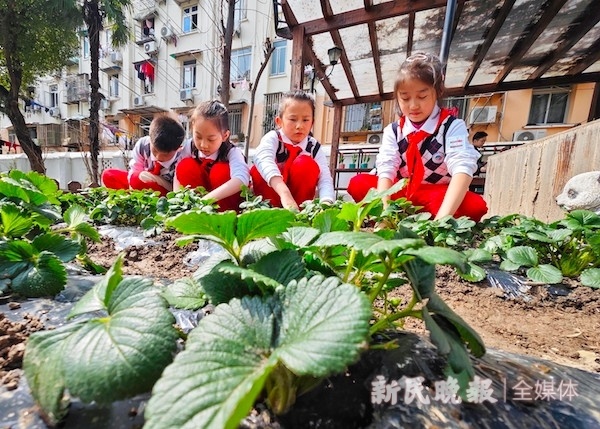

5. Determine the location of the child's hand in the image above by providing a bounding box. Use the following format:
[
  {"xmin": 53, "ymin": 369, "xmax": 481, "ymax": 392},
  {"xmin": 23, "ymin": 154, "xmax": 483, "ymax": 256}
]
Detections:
[
  {"xmin": 138, "ymin": 171, "xmax": 157, "ymax": 183},
  {"xmin": 280, "ymin": 194, "xmax": 300, "ymax": 212}
]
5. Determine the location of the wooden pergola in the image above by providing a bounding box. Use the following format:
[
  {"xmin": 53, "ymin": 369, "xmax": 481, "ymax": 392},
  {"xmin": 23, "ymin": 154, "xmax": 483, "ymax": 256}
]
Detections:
[{"xmin": 274, "ymin": 0, "xmax": 600, "ymax": 170}]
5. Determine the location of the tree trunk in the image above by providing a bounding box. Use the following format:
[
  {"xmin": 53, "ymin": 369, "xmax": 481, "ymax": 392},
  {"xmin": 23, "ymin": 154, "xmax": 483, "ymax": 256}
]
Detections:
[
  {"xmin": 220, "ymin": 0, "xmax": 236, "ymax": 108},
  {"xmin": 83, "ymin": 0, "xmax": 101, "ymax": 186},
  {"xmin": 245, "ymin": 39, "xmax": 275, "ymax": 160},
  {"xmin": 5, "ymin": 100, "xmax": 45, "ymax": 173}
]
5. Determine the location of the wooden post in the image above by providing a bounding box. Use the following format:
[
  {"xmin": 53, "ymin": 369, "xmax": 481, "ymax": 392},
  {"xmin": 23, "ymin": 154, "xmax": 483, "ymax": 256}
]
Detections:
[
  {"xmin": 329, "ymin": 102, "xmax": 343, "ymax": 175},
  {"xmin": 290, "ymin": 26, "xmax": 305, "ymax": 91}
]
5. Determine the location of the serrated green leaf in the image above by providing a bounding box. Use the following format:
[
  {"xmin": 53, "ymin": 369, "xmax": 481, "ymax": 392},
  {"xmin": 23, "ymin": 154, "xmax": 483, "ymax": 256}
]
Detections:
[
  {"xmin": 312, "ymin": 208, "xmax": 348, "ymax": 232},
  {"xmin": 162, "ymin": 277, "xmax": 206, "ymax": 309},
  {"xmin": 499, "ymin": 259, "xmax": 521, "ymax": 271},
  {"xmin": 63, "ymin": 204, "xmax": 87, "ymax": 227},
  {"xmin": 580, "ymin": 268, "xmax": 600, "ymax": 289},
  {"xmin": 0, "ymin": 177, "xmax": 31, "ymax": 202},
  {"xmin": 466, "ymin": 248, "xmax": 492, "ymax": 263},
  {"xmin": 15, "ymin": 171, "xmax": 61, "ymax": 205},
  {"xmin": 146, "ymin": 276, "xmax": 370, "ymax": 429},
  {"xmin": 64, "ymin": 277, "xmax": 178, "ymax": 403},
  {"xmin": 68, "ymin": 254, "xmax": 124, "ymax": 318},
  {"xmin": 12, "ymin": 251, "xmax": 66, "ymax": 297},
  {"xmin": 73, "ymin": 222, "xmax": 101, "ymax": 241},
  {"xmin": 408, "ymin": 246, "xmax": 468, "ymax": 272},
  {"xmin": 458, "ymin": 262, "xmax": 487, "ymax": 282},
  {"xmin": 526, "ymin": 231, "xmax": 555, "ymax": 243},
  {"xmin": 506, "ymin": 246, "xmax": 538, "ymax": 267},
  {"xmin": 526, "ymin": 264, "xmax": 563, "ymax": 284},
  {"xmin": 0, "ymin": 202, "xmax": 33, "ymax": 238},
  {"xmin": 251, "ymin": 249, "xmax": 305, "ymax": 285},
  {"xmin": 279, "ymin": 226, "xmax": 320, "ymax": 248},
  {"xmin": 32, "ymin": 233, "xmax": 80, "ymax": 262},
  {"xmin": 275, "ymin": 276, "xmax": 371, "ymax": 376},
  {"xmin": 202, "ymin": 262, "xmax": 261, "ymax": 304},
  {"xmin": 146, "ymin": 296, "xmax": 279, "ymax": 429},
  {"xmin": 562, "ymin": 210, "xmax": 600, "ymax": 230},
  {"xmin": 236, "ymin": 209, "xmax": 295, "ymax": 246},
  {"xmin": 422, "ymin": 306, "xmax": 451, "ymax": 355},
  {"xmin": 23, "ymin": 323, "xmax": 85, "ymax": 426},
  {"xmin": 403, "ymin": 255, "xmax": 436, "ymax": 300},
  {"xmin": 167, "ymin": 211, "xmax": 237, "ymax": 246},
  {"xmin": 192, "ymin": 252, "xmax": 232, "ymax": 282}
]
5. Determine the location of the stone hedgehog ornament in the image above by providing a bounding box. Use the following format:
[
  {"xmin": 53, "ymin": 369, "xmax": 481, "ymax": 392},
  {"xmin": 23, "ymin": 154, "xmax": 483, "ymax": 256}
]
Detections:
[{"xmin": 556, "ymin": 171, "xmax": 600, "ymax": 214}]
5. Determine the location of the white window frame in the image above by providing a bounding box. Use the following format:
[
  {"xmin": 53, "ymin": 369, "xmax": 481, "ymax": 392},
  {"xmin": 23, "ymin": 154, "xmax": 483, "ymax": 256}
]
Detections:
[
  {"xmin": 109, "ymin": 74, "xmax": 119, "ymax": 98},
  {"xmin": 182, "ymin": 60, "xmax": 197, "ymax": 89},
  {"xmin": 183, "ymin": 6, "xmax": 198, "ymax": 34},
  {"xmin": 270, "ymin": 40, "xmax": 287, "ymax": 76},
  {"xmin": 234, "ymin": 0, "xmax": 247, "ymax": 26},
  {"xmin": 441, "ymin": 96, "xmax": 468, "ymax": 121},
  {"xmin": 230, "ymin": 47, "xmax": 252, "ymax": 82},
  {"xmin": 528, "ymin": 87, "xmax": 570, "ymax": 125},
  {"xmin": 48, "ymin": 84, "xmax": 59, "ymax": 108},
  {"xmin": 82, "ymin": 36, "xmax": 90, "ymax": 59}
]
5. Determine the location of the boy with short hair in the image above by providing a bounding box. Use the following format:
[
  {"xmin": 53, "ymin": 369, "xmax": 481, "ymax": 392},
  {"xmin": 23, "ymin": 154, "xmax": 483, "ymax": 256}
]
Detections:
[{"xmin": 101, "ymin": 115, "xmax": 186, "ymax": 195}]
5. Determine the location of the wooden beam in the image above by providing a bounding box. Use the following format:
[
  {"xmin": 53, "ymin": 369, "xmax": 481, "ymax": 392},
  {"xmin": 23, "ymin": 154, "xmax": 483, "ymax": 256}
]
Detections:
[
  {"xmin": 330, "ymin": 31, "xmax": 360, "ymax": 99},
  {"xmin": 368, "ymin": 21, "xmax": 384, "ymax": 96},
  {"xmin": 290, "ymin": 26, "xmax": 305, "ymax": 91},
  {"xmin": 530, "ymin": 7, "xmax": 600, "ymax": 80},
  {"xmin": 462, "ymin": 0, "xmax": 516, "ymax": 88},
  {"xmin": 320, "ymin": 0, "xmax": 333, "ymax": 19},
  {"xmin": 280, "ymin": 0, "xmax": 298, "ymax": 27},
  {"xmin": 300, "ymin": 0, "xmax": 455, "ymax": 36},
  {"xmin": 407, "ymin": 12, "xmax": 415, "ymax": 57},
  {"xmin": 493, "ymin": 0, "xmax": 568, "ymax": 84},
  {"xmin": 569, "ymin": 38, "xmax": 600, "ymax": 75},
  {"xmin": 304, "ymin": 44, "xmax": 338, "ymax": 102}
]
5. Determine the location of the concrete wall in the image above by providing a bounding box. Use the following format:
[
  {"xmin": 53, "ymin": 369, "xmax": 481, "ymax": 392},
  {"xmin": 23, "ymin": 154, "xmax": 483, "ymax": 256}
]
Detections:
[{"xmin": 484, "ymin": 119, "xmax": 600, "ymax": 222}]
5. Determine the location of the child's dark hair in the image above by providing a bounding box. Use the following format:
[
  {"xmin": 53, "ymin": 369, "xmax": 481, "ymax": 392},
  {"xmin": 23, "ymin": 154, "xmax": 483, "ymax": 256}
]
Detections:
[
  {"xmin": 394, "ymin": 52, "xmax": 445, "ymax": 102},
  {"xmin": 278, "ymin": 90, "xmax": 315, "ymax": 118},
  {"xmin": 473, "ymin": 131, "xmax": 488, "ymax": 140},
  {"xmin": 150, "ymin": 115, "xmax": 185, "ymax": 152},
  {"xmin": 190, "ymin": 100, "xmax": 233, "ymax": 161}
]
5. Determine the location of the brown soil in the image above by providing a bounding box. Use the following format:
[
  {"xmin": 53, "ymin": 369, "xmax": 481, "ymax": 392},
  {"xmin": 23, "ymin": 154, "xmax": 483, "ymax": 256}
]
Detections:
[{"xmin": 2, "ymin": 232, "xmax": 599, "ymax": 393}]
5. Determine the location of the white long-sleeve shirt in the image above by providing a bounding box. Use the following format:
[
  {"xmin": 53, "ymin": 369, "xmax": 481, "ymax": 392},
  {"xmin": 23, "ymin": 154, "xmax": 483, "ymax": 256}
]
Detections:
[
  {"xmin": 128, "ymin": 136, "xmax": 182, "ymax": 183},
  {"xmin": 253, "ymin": 130, "xmax": 335, "ymax": 201},
  {"xmin": 376, "ymin": 105, "xmax": 480, "ymax": 183}
]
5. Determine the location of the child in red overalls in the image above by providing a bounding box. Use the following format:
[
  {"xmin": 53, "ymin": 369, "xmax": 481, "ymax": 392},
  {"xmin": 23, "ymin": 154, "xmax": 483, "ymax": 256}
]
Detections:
[
  {"xmin": 347, "ymin": 52, "xmax": 487, "ymax": 221},
  {"xmin": 251, "ymin": 91, "xmax": 334, "ymax": 210},
  {"xmin": 174, "ymin": 100, "xmax": 250, "ymax": 212},
  {"xmin": 101, "ymin": 115, "xmax": 185, "ymax": 196}
]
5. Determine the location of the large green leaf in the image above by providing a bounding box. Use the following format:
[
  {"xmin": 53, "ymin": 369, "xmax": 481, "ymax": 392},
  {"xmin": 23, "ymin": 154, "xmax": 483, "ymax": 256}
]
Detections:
[
  {"xmin": 312, "ymin": 208, "xmax": 348, "ymax": 232},
  {"xmin": 0, "ymin": 177, "xmax": 31, "ymax": 202},
  {"xmin": 32, "ymin": 233, "xmax": 80, "ymax": 262},
  {"xmin": 0, "ymin": 202, "xmax": 33, "ymax": 238},
  {"xmin": 202, "ymin": 262, "xmax": 262, "ymax": 304},
  {"xmin": 64, "ymin": 277, "xmax": 178, "ymax": 403},
  {"xmin": 562, "ymin": 210, "xmax": 600, "ymax": 230},
  {"xmin": 581, "ymin": 268, "xmax": 600, "ymax": 289},
  {"xmin": 167, "ymin": 211, "xmax": 237, "ymax": 246},
  {"xmin": 145, "ymin": 276, "xmax": 370, "ymax": 429},
  {"xmin": 402, "ymin": 255, "xmax": 436, "ymax": 300},
  {"xmin": 163, "ymin": 277, "xmax": 206, "ymax": 310},
  {"xmin": 506, "ymin": 246, "xmax": 538, "ymax": 267},
  {"xmin": 250, "ymin": 249, "xmax": 305, "ymax": 285},
  {"xmin": 69, "ymin": 254, "xmax": 124, "ymax": 318},
  {"xmin": 408, "ymin": 247, "xmax": 468, "ymax": 272},
  {"xmin": 274, "ymin": 276, "xmax": 371, "ymax": 376},
  {"xmin": 13, "ymin": 170, "xmax": 61, "ymax": 206},
  {"xmin": 64, "ymin": 205, "xmax": 101, "ymax": 241},
  {"xmin": 145, "ymin": 296, "xmax": 280, "ymax": 429},
  {"xmin": 236, "ymin": 209, "xmax": 295, "ymax": 246},
  {"xmin": 12, "ymin": 251, "xmax": 66, "ymax": 297},
  {"xmin": 23, "ymin": 323, "xmax": 85, "ymax": 426},
  {"xmin": 526, "ymin": 265, "xmax": 563, "ymax": 284},
  {"xmin": 457, "ymin": 262, "xmax": 487, "ymax": 283},
  {"xmin": 278, "ymin": 226, "xmax": 320, "ymax": 248}
]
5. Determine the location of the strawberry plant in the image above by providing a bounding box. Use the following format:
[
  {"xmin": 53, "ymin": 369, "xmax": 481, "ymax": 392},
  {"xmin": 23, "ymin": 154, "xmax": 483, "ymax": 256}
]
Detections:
[
  {"xmin": 23, "ymin": 256, "xmax": 179, "ymax": 426},
  {"xmin": 0, "ymin": 171, "xmax": 100, "ymax": 296}
]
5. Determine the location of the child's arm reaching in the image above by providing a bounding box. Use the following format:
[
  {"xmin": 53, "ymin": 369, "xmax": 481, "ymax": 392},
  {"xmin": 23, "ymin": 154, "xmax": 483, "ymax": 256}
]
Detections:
[
  {"xmin": 269, "ymin": 176, "xmax": 298, "ymax": 210},
  {"xmin": 203, "ymin": 147, "xmax": 249, "ymax": 202},
  {"xmin": 435, "ymin": 172, "xmax": 471, "ymax": 219}
]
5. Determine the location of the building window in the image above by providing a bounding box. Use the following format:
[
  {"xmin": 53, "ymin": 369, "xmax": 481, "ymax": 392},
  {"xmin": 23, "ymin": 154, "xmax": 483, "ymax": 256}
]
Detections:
[
  {"xmin": 48, "ymin": 84, "xmax": 59, "ymax": 108},
  {"xmin": 528, "ymin": 87, "xmax": 569, "ymax": 125},
  {"xmin": 82, "ymin": 36, "xmax": 90, "ymax": 59},
  {"xmin": 182, "ymin": 60, "xmax": 197, "ymax": 89},
  {"xmin": 234, "ymin": 0, "xmax": 247, "ymax": 25},
  {"xmin": 263, "ymin": 92, "xmax": 282, "ymax": 135},
  {"xmin": 229, "ymin": 106, "xmax": 243, "ymax": 138},
  {"xmin": 183, "ymin": 6, "xmax": 198, "ymax": 33},
  {"xmin": 142, "ymin": 17, "xmax": 155, "ymax": 40},
  {"xmin": 231, "ymin": 47, "xmax": 251, "ymax": 82},
  {"xmin": 441, "ymin": 96, "xmax": 468, "ymax": 121},
  {"xmin": 270, "ymin": 40, "xmax": 287, "ymax": 76},
  {"xmin": 343, "ymin": 102, "xmax": 382, "ymax": 132},
  {"xmin": 109, "ymin": 75, "xmax": 119, "ymax": 98}
]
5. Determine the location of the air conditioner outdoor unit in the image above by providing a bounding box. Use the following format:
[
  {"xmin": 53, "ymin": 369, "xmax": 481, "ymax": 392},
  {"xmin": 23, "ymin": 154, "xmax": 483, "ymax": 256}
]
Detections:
[
  {"xmin": 49, "ymin": 107, "xmax": 61, "ymax": 118},
  {"xmin": 133, "ymin": 96, "xmax": 145, "ymax": 107},
  {"xmin": 180, "ymin": 88, "xmax": 193, "ymax": 101},
  {"xmin": 110, "ymin": 51, "xmax": 122, "ymax": 64},
  {"xmin": 144, "ymin": 41, "xmax": 158, "ymax": 55},
  {"xmin": 469, "ymin": 106, "xmax": 497, "ymax": 124},
  {"xmin": 160, "ymin": 26, "xmax": 174, "ymax": 40},
  {"xmin": 366, "ymin": 133, "xmax": 383, "ymax": 145},
  {"xmin": 513, "ymin": 129, "xmax": 547, "ymax": 142}
]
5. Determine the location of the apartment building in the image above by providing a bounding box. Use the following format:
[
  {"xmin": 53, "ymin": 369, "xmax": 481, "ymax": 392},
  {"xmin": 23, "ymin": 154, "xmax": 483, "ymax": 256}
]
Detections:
[{"xmin": 1, "ymin": 0, "xmax": 597, "ymax": 157}]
